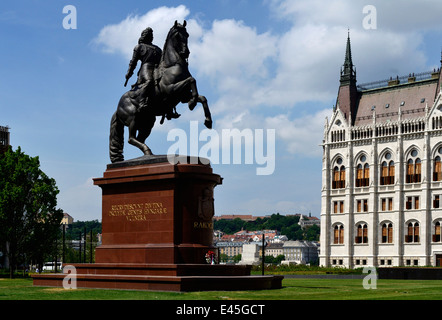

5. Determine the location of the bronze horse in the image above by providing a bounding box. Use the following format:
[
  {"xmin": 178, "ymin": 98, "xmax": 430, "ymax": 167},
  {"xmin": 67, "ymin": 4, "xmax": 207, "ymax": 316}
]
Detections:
[{"xmin": 109, "ymin": 21, "xmax": 213, "ymax": 163}]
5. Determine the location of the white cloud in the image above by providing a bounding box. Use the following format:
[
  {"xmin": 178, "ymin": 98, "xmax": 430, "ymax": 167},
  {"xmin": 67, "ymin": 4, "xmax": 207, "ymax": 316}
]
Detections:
[
  {"xmin": 190, "ymin": 19, "xmax": 277, "ymax": 80},
  {"xmin": 93, "ymin": 3, "xmax": 437, "ymax": 158},
  {"xmin": 265, "ymin": 109, "xmax": 330, "ymax": 157},
  {"xmin": 270, "ymin": 0, "xmax": 442, "ymax": 31},
  {"xmin": 213, "ymin": 107, "xmax": 329, "ymax": 158},
  {"xmin": 92, "ymin": 5, "xmax": 192, "ymax": 59}
]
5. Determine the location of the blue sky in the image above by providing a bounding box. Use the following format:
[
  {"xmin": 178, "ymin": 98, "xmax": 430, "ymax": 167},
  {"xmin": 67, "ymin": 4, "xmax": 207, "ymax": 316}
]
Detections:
[{"xmin": 2, "ymin": 0, "xmax": 442, "ymax": 221}]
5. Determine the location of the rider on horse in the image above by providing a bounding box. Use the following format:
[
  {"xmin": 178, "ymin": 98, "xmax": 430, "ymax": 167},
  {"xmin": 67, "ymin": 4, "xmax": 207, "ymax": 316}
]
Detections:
[{"xmin": 125, "ymin": 27, "xmax": 179, "ymax": 120}]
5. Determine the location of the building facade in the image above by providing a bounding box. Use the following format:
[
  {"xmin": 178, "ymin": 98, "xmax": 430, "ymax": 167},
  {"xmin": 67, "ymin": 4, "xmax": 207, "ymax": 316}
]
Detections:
[
  {"xmin": 320, "ymin": 35, "xmax": 442, "ymax": 268},
  {"xmin": 215, "ymin": 241, "xmax": 243, "ymax": 260},
  {"xmin": 266, "ymin": 242, "xmax": 284, "ymax": 258},
  {"xmin": 283, "ymin": 240, "xmax": 319, "ymax": 264}
]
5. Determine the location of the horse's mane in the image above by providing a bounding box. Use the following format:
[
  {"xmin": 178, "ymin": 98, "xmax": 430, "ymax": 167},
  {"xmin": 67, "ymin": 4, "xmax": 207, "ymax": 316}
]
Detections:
[{"xmin": 160, "ymin": 22, "xmax": 188, "ymax": 65}]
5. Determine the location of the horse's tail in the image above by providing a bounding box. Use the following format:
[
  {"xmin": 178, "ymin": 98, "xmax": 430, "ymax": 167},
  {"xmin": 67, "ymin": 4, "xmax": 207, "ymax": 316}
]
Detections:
[{"xmin": 109, "ymin": 111, "xmax": 124, "ymax": 163}]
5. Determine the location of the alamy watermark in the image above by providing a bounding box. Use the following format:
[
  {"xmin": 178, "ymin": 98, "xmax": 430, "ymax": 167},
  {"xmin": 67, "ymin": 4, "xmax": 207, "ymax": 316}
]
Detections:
[
  {"xmin": 62, "ymin": 265, "xmax": 77, "ymax": 289},
  {"xmin": 62, "ymin": 5, "xmax": 77, "ymax": 30},
  {"xmin": 362, "ymin": 266, "xmax": 377, "ymax": 289},
  {"xmin": 362, "ymin": 5, "xmax": 377, "ymax": 30},
  {"xmin": 167, "ymin": 121, "xmax": 276, "ymax": 175}
]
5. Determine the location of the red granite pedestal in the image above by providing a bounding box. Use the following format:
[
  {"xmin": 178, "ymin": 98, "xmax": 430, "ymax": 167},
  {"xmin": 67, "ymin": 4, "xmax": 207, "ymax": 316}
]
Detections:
[{"xmin": 32, "ymin": 155, "xmax": 283, "ymax": 291}]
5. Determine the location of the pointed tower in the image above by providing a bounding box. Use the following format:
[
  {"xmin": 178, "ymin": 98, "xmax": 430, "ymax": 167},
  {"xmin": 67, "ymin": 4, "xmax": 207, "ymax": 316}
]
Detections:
[
  {"xmin": 436, "ymin": 48, "xmax": 442, "ymax": 96},
  {"xmin": 336, "ymin": 32, "xmax": 359, "ymax": 125}
]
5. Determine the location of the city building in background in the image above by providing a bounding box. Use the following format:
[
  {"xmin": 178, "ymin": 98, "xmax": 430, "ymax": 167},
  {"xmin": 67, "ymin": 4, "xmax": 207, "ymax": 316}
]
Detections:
[{"xmin": 320, "ymin": 35, "xmax": 442, "ymax": 268}]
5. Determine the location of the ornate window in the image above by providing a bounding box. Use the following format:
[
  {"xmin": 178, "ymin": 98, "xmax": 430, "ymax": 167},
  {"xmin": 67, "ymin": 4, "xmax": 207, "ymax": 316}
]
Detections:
[
  {"xmin": 355, "ymin": 223, "xmax": 368, "ymax": 244},
  {"xmin": 355, "ymin": 155, "xmax": 369, "ymax": 187},
  {"xmin": 380, "ymin": 152, "xmax": 395, "ymax": 185},
  {"xmin": 381, "ymin": 222, "xmax": 393, "ymax": 243},
  {"xmin": 433, "ymin": 147, "xmax": 442, "ymax": 181},
  {"xmin": 332, "ymin": 157, "xmax": 346, "ymax": 189},
  {"xmin": 406, "ymin": 149, "xmax": 421, "ymax": 183},
  {"xmin": 333, "ymin": 224, "xmax": 344, "ymax": 244},
  {"xmin": 405, "ymin": 221, "xmax": 420, "ymax": 243},
  {"xmin": 433, "ymin": 221, "xmax": 441, "ymax": 242}
]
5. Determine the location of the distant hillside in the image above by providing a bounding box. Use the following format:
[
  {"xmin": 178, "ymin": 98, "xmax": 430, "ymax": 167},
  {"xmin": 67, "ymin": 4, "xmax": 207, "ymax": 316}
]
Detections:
[
  {"xmin": 65, "ymin": 220, "xmax": 102, "ymax": 240},
  {"xmin": 213, "ymin": 213, "xmax": 319, "ymax": 241}
]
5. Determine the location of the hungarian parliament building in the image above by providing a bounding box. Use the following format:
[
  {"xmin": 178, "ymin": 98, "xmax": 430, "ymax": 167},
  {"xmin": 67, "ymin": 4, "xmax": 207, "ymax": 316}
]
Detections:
[{"xmin": 320, "ymin": 35, "xmax": 442, "ymax": 268}]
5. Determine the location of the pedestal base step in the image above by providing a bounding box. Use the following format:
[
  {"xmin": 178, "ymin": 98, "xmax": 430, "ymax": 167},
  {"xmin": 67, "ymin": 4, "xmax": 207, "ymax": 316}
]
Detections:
[{"xmin": 31, "ymin": 263, "xmax": 283, "ymax": 292}]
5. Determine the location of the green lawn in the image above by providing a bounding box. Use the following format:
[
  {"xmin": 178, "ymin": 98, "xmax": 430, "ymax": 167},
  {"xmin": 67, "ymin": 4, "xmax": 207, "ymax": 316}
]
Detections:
[{"xmin": 1, "ymin": 277, "xmax": 442, "ymax": 300}]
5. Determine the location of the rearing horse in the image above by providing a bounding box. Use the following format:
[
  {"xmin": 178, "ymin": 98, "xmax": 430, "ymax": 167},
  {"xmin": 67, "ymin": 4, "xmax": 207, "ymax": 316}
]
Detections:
[{"xmin": 109, "ymin": 20, "xmax": 213, "ymax": 163}]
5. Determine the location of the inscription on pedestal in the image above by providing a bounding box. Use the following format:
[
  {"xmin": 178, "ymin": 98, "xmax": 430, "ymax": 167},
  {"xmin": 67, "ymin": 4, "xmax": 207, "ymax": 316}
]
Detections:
[
  {"xmin": 193, "ymin": 221, "xmax": 213, "ymax": 229},
  {"xmin": 108, "ymin": 201, "xmax": 169, "ymax": 222}
]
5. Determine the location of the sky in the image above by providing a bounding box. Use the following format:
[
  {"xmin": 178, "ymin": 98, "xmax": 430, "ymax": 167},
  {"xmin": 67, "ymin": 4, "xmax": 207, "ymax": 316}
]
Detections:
[{"xmin": 2, "ymin": 0, "xmax": 442, "ymax": 221}]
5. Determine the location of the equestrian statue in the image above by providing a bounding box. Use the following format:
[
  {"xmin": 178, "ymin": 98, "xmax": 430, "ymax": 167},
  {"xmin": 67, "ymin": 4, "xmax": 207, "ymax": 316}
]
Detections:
[{"xmin": 109, "ymin": 20, "xmax": 213, "ymax": 163}]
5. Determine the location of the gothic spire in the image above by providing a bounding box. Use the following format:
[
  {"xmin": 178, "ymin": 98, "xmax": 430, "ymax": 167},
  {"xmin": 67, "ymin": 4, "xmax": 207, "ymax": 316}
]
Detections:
[
  {"xmin": 340, "ymin": 31, "xmax": 356, "ymax": 86},
  {"xmin": 344, "ymin": 31, "xmax": 353, "ymax": 69}
]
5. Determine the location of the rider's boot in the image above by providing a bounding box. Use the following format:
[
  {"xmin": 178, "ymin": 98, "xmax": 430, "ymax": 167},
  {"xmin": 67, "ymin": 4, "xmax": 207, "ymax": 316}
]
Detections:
[{"xmin": 166, "ymin": 107, "xmax": 181, "ymax": 120}]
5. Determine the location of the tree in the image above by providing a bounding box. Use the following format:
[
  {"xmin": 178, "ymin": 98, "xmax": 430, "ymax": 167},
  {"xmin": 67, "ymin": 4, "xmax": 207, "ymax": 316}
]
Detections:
[
  {"xmin": 0, "ymin": 147, "xmax": 63, "ymax": 277},
  {"xmin": 264, "ymin": 254, "xmax": 285, "ymax": 264},
  {"xmin": 219, "ymin": 253, "xmax": 229, "ymax": 263},
  {"xmin": 232, "ymin": 254, "xmax": 242, "ymax": 263}
]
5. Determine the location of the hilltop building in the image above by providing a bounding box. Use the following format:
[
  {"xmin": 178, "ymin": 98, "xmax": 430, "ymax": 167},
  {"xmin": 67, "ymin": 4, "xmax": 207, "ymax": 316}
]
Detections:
[
  {"xmin": 0, "ymin": 126, "xmax": 10, "ymax": 153},
  {"xmin": 61, "ymin": 213, "xmax": 74, "ymax": 226},
  {"xmin": 320, "ymin": 34, "xmax": 442, "ymax": 268},
  {"xmin": 299, "ymin": 213, "xmax": 320, "ymax": 229}
]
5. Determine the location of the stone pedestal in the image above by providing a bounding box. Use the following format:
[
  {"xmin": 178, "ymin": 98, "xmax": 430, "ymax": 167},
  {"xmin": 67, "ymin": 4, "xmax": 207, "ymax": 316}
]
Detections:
[
  {"xmin": 32, "ymin": 155, "xmax": 283, "ymax": 291},
  {"xmin": 94, "ymin": 155, "xmax": 220, "ymax": 265}
]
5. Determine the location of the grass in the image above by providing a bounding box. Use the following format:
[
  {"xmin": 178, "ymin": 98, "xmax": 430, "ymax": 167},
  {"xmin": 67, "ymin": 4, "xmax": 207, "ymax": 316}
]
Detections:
[{"xmin": 1, "ymin": 277, "xmax": 442, "ymax": 300}]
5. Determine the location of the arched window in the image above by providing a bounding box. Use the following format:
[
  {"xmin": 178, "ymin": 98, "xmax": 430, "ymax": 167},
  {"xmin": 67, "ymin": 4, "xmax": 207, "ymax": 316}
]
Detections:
[
  {"xmin": 381, "ymin": 161, "xmax": 388, "ymax": 185},
  {"xmin": 333, "ymin": 166, "xmax": 340, "ymax": 189},
  {"xmin": 389, "ymin": 161, "xmax": 395, "ymax": 184},
  {"xmin": 332, "ymin": 159, "xmax": 346, "ymax": 189},
  {"xmin": 434, "ymin": 155, "xmax": 442, "ymax": 181},
  {"xmin": 355, "ymin": 223, "xmax": 368, "ymax": 244},
  {"xmin": 405, "ymin": 221, "xmax": 420, "ymax": 243},
  {"xmin": 381, "ymin": 223, "xmax": 393, "ymax": 243},
  {"xmin": 406, "ymin": 159, "xmax": 414, "ymax": 183},
  {"xmin": 433, "ymin": 221, "xmax": 441, "ymax": 242},
  {"xmin": 380, "ymin": 153, "xmax": 395, "ymax": 185},
  {"xmin": 406, "ymin": 149, "xmax": 421, "ymax": 183},
  {"xmin": 364, "ymin": 164, "xmax": 370, "ymax": 186},
  {"xmin": 333, "ymin": 224, "xmax": 344, "ymax": 244},
  {"xmin": 340, "ymin": 166, "xmax": 346, "ymax": 188},
  {"xmin": 415, "ymin": 159, "xmax": 422, "ymax": 182},
  {"xmin": 356, "ymin": 164, "xmax": 363, "ymax": 187},
  {"xmin": 355, "ymin": 155, "xmax": 369, "ymax": 187}
]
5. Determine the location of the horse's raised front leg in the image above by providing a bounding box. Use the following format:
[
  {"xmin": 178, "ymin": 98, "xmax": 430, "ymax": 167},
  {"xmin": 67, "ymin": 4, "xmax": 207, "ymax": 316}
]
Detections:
[
  {"xmin": 197, "ymin": 95, "xmax": 212, "ymax": 129},
  {"xmin": 187, "ymin": 77, "xmax": 199, "ymax": 111},
  {"xmin": 184, "ymin": 77, "xmax": 212, "ymax": 128},
  {"xmin": 127, "ymin": 120, "xmax": 153, "ymax": 156}
]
